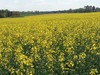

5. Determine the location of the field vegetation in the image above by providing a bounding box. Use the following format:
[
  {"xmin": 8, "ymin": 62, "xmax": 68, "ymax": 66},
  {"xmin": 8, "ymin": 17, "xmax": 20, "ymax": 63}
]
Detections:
[{"xmin": 0, "ymin": 12, "xmax": 100, "ymax": 75}]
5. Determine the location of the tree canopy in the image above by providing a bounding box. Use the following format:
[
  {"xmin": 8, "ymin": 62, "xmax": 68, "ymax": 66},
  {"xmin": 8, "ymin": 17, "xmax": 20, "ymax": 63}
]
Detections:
[{"xmin": 0, "ymin": 5, "xmax": 100, "ymax": 18}]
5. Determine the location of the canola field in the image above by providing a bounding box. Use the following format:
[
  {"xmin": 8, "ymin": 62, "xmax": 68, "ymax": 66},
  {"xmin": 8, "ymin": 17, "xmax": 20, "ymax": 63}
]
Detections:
[{"xmin": 0, "ymin": 13, "xmax": 100, "ymax": 75}]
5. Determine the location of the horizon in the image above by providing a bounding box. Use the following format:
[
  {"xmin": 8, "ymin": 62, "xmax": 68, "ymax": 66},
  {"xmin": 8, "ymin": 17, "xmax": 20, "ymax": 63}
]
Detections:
[{"xmin": 0, "ymin": 0, "xmax": 100, "ymax": 11}]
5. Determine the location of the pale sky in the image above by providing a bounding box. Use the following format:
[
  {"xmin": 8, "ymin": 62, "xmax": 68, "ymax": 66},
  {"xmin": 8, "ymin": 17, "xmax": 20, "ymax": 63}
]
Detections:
[{"xmin": 0, "ymin": 0, "xmax": 100, "ymax": 11}]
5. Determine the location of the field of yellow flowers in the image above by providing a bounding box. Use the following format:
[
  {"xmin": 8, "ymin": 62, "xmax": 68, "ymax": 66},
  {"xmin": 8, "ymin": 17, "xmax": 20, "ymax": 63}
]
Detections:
[{"xmin": 0, "ymin": 13, "xmax": 100, "ymax": 75}]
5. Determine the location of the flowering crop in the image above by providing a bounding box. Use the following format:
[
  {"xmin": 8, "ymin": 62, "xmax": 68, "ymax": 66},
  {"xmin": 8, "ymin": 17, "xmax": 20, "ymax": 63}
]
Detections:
[{"xmin": 0, "ymin": 13, "xmax": 100, "ymax": 75}]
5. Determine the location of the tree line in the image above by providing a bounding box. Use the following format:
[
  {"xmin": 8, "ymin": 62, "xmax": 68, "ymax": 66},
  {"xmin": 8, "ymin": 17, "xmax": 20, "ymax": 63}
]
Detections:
[
  {"xmin": 66, "ymin": 5, "xmax": 100, "ymax": 13},
  {"xmin": 0, "ymin": 5, "xmax": 100, "ymax": 18},
  {"xmin": 39, "ymin": 6, "xmax": 100, "ymax": 14},
  {"xmin": 20, "ymin": 6, "xmax": 100, "ymax": 16},
  {"xmin": 0, "ymin": 9, "xmax": 20, "ymax": 18}
]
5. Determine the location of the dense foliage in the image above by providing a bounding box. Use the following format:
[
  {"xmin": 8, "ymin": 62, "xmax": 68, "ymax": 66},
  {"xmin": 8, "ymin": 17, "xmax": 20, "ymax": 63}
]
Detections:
[
  {"xmin": 0, "ymin": 13, "xmax": 100, "ymax": 75},
  {"xmin": 19, "ymin": 6, "xmax": 100, "ymax": 15},
  {"xmin": 0, "ymin": 9, "xmax": 20, "ymax": 18},
  {"xmin": 0, "ymin": 6, "xmax": 100, "ymax": 18}
]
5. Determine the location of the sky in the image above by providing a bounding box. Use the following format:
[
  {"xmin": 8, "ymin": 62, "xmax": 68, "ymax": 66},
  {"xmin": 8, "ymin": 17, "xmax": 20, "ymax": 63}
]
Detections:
[{"xmin": 0, "ymin": 0, "xmax": 100, "ymax": 11}]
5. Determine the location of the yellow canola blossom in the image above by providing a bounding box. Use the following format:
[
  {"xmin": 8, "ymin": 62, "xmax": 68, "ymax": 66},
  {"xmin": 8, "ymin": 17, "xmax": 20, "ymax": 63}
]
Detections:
[{"xmin": 0, "ymin": 12, "xmax": 100, "ymax": 75}]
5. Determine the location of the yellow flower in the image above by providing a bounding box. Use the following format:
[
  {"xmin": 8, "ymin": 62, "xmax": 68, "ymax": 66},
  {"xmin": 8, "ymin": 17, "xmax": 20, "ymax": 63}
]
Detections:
[
  {"xmin": 79, "ymin": 52, "xmax": 86, "ymax": 59},
  {"xmin": 73, "ymin": 55, "xmax": 78, "ymax": 60},
  {"xmin": 66, "ymin": 60, "xmax": 74, "ymax": 68},
  {"xmin": 90, "ymin": 69, "xmax": 98, "ymax": 75},
  {"xmin": 58, "ymin": 52, "xmax": 64, "ymax": 62}
]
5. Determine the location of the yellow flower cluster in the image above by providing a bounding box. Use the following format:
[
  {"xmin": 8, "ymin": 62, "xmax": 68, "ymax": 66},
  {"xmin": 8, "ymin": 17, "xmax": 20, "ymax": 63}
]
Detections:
[
  {"xmin": 0, "ymin": 12, "xmax": 100, "ymax": 75},
  {"xmin": 90, "ymin": 69, "xmax": 98, "ymax": 75}
]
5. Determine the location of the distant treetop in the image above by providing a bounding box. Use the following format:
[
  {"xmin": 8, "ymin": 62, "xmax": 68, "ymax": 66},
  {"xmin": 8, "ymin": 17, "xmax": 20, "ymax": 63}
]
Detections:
[{"xmin": 0, "ymin": 5, "xmax": 100, "ymax": 18}]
